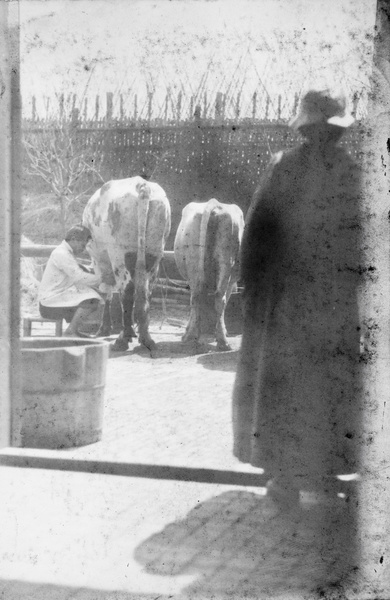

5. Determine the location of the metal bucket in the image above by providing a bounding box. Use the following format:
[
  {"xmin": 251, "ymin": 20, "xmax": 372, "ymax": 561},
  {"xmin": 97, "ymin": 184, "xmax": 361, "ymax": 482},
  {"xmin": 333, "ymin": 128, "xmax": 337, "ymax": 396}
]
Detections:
[{"xmin": 19, "ymin": 337, "xmax": 109, "ymax": 449}]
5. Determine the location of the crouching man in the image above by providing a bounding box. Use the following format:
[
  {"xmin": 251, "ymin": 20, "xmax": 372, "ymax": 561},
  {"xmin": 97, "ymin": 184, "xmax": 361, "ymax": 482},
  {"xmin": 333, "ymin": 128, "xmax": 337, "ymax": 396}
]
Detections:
[{"xmin": 38, "ymin": 225, "xmax": 104, "ymax": 337}]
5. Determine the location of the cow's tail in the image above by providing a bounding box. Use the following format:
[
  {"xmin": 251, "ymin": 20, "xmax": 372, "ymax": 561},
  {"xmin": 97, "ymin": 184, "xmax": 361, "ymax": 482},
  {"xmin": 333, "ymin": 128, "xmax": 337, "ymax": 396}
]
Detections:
[
  {"xmin": 134, "ymin": 181, "xmax": 151, "ymax": 321},
  {"xmin": 196, "ymin": 198, "xmax": 220, "ymax": 296}
]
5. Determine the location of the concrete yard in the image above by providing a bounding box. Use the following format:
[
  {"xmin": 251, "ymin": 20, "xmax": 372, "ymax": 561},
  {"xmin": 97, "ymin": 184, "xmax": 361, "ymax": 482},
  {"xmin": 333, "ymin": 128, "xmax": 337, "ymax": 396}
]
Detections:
[{"xmin": 0, "ymin": 316, "xmax": 377, "ymax": 599}]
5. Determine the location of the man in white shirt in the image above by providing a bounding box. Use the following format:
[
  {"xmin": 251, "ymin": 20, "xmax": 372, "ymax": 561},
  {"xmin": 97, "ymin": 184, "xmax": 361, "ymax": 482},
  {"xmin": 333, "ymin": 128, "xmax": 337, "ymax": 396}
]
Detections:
[{"xmin": 39, "ymin": 225, "xmax": 104, "ymax": 337}]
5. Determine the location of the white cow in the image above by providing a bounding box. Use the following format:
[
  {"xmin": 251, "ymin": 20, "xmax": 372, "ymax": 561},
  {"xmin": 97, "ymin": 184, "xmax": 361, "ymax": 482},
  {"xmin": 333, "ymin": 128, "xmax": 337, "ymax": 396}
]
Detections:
[
  {"xmin": 83, "ymin": 176, "xmax": 171, "ymax": 351},
  {"xmin": 174, "ymin": 199, "xmax": 244, "ymax": 351}
]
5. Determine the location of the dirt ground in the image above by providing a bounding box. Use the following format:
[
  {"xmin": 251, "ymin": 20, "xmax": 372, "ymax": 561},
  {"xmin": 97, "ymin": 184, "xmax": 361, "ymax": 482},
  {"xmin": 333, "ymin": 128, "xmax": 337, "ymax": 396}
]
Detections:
[
  {"xmin": 30, "ymin": 302, "xmax": 246, "ymax": 471},
  {"xmin": 20, "ymin": 296, "xmax": 246, "ymax": 469}
]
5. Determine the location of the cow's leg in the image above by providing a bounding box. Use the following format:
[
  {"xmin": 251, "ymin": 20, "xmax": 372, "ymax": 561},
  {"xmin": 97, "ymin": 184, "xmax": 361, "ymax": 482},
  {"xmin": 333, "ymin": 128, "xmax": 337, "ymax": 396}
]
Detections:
[
  {"xmin": 214, "ymin": 213, "xmax": 241, "ymax": 351},
  {"xmin": 215, "ymin": 265, "xmax": 233, "ymax": 352},
  {"xmin": 110, "ymin": 259, "xmax": 134, "ymax": 352},
  {"xmin": 215, "ymin": 292, "xmax": 230, "ymax": 351},
  {"xmin": 135, "ymin": 253, "xmax": 159, "ymax": 351},
  {"xmin": 182, "ymin": 289, "xmax": 201, "ymax": 343},
  {"xmin": 121, "ymin": 280, "xmax": 137, "ymax": 339}
]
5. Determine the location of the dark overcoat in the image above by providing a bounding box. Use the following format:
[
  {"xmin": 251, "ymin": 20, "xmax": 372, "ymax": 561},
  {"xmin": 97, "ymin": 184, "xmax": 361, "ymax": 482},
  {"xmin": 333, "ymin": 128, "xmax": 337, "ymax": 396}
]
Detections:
[{"xmin": 232, "ymin": 141, "xmax": 364, "ymax": 489}]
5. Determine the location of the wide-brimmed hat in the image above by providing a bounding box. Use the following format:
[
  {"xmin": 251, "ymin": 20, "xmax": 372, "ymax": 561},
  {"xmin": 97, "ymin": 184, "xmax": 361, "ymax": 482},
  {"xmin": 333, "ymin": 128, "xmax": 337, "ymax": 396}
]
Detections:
[{"xmin": 289, "ymin": 89, "xmax": 354, "ymax": 131}]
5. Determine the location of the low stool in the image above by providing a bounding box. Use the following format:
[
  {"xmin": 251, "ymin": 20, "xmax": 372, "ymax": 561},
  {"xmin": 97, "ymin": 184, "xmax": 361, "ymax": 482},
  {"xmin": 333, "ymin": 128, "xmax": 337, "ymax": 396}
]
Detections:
[{"xmin": 23, "ymin": 315, "xmax": 63, "ymax": 337}]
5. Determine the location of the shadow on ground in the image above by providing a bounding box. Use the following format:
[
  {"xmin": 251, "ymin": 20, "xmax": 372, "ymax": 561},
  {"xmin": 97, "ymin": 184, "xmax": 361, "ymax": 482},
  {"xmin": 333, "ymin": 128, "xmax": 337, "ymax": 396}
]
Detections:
[
  {"xmin": 154, "ymin": 340, "xmax": 217, "ymax": 356},
  {"xmin": 134, "ymin": 489, "xmax": 358, "ymax": 599},
  {"xmin": 107, "ymin": 338, "xmax": 221, "ymax": 359},
  {"xmin": 0, "ymin": 580, "xmax": 177, "ymax": 600},
  {"xmin": 197, "ymin": 350, "xmax": 239, "ymax": 371}
]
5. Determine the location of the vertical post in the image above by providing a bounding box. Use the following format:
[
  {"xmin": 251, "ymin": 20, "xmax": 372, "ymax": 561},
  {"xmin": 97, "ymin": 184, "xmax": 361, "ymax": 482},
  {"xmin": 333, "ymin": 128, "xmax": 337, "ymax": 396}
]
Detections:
[
  {"xmin": 71, "ymin": 93, "xmax": 77, "ymax": 121},
  {"xmin": 0, "ymin": 1, "xmax": 21, "ymax": 447},
  {"xmin": 83, "ymin": 97, "xmax": 88, "ymax": 122},
  {"xmin": 215, "ymin": 91, "xmax": 223, "ymax": 122},
  {"xmin": 95, "ymin": 94, "xmax": 100, "ymax": 120},
  {"xmin": 265, "ymin": 96, "xmax": 270, "ymax": 121},
  {"xmin": 106, "ymin": 91, "xmax": 113, "ymax": 121},
  {"xmin": 133, "ymin": 93, "xmax": 138, "ymax": 121},
  {"xmin": 147, "ymin": 92, "xmax": 153, "ymax": 123},
  {"xmin": 45, "ymin": 96, "xmax": 50, "ymax": 120},
  {"xmin": 252, "ymin": 91, "xmax": 257, "ymax": 120},
  {"xmin": 119, "ymin": 93, "xmax": 124, "ymax": 121},
  {"xmin": 59, "ymin": 93, "xmax": 64, "ymax": 121},
  {"xmin": 32, "ymin": 95, "xmax": 36, "ymax": 121},
  {"xmin": 194, "ymin": 104, "xmax": 201, "ymax": 122},
  {"xmin": 235, "ymin": 91, "xmax": 241, "ymax": 120},
  {"xmin": 177, "ymin": 90, "xmax": 182, "ymax": 122},
  {"xmin": 190, "ymin": 95, "xmax": 194, "ymax": 120},
  {"xmin": 203, "ymin": 92, "xmax": 207, "ymax": 119},
  {"xmin": 71, "ymin": 92, "xmax": 79, "ymax": 125},
  {"xmin": 277, "ymin": 94, "xmax": 282, "ymax": 121},
  {"xmin": 164, "ymin": 93, "xmax": 169, "ymax": 123},
  {"xmin": 355, "ymin": 1, "xmax": 390, "ymax": 595},
  {"xmin": 71, "ymin": 107, "xmax": 79, "ymax": 126}
]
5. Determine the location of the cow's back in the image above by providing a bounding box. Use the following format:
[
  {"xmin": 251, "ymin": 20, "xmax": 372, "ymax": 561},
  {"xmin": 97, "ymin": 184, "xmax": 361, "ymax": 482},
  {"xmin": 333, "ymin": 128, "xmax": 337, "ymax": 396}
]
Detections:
[
  {"xmin": 174, "ymin": 200, "xmax": 244, "ymax": 291},
  {"xmin": 83, "ymin": 177, "xmax": 171, "ymax": 284},
  {"xmin": 84, "ymin": 177, "xmax": 170, "ymax": 251}
]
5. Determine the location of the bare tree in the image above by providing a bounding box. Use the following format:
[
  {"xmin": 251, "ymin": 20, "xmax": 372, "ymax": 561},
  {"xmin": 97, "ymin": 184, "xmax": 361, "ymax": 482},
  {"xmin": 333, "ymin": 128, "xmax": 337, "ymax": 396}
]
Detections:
[{"xmin": 23, "ymin": 112, "xmax": 105, "ymax": 236}]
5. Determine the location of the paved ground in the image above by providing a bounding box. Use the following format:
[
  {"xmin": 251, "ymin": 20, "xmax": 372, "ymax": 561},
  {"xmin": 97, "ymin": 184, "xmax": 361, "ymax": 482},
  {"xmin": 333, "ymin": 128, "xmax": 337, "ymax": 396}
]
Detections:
[{"xmin": 0, "ymin": 314, "xmax": 384, "ymax": 599}]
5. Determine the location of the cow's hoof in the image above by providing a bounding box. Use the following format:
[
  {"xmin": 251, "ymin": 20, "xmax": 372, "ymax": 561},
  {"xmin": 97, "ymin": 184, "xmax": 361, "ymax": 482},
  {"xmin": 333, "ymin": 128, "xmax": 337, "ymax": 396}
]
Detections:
[
  {"xmin": 216, "ymin": 341, "xmax": 232, "ymax": 352},
  {"xmin": 139, "ymin": 337, "xmax": 157, "ymax": 352},
  {"xmin": 124, "ymin": 327, "xmax": 137, "ymax": 339},
  {"xmin": 111, "ymin": 338, "xmax": 129, "ymax": 352},
  {"xmin": 182, "ymin": 333, "xmax": 198, "ymax": 344}
]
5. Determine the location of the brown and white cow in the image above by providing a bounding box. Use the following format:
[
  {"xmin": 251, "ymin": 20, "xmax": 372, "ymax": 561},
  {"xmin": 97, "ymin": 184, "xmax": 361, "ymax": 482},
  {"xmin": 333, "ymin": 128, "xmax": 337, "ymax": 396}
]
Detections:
[
  {"xmin": 83, "ymin": 176, "xmax": 171, "ymax": 352},
  {"xmin": 174, "ymin": 199, "xmax": 244, "ymax": 351}
]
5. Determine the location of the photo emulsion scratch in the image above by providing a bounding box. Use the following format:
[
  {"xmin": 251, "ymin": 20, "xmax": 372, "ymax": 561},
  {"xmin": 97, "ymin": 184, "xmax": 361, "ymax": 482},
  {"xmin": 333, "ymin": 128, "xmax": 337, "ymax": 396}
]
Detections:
[{"xmin": 0, "ymin": 0, "xmax": 389, "ymax": 598}]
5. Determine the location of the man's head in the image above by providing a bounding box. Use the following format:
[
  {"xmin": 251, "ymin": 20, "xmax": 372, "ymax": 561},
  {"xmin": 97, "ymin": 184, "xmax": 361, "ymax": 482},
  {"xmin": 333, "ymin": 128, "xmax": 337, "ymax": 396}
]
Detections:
[
  {"xmin": 289, "ymin": 88, "xmax": 354, "ymax": 137},
  {"xmin": 65, "ymin": 225, "xmax": 92, "ymax": 254}
]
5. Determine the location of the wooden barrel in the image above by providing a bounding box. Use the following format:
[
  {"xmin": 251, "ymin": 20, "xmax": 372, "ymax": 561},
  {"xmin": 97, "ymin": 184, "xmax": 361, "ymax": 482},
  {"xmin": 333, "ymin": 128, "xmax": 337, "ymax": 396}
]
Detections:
[{"xmin": 19, "ymin": 337, "xmax": 109, "ymax": 449}]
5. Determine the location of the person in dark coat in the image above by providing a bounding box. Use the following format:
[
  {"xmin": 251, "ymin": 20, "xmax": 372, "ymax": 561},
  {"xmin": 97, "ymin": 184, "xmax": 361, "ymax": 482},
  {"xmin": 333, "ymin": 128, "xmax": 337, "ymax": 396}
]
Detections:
[{"xmin": 232, "ymin": 89, "xmax": 363, "ymax": 506}]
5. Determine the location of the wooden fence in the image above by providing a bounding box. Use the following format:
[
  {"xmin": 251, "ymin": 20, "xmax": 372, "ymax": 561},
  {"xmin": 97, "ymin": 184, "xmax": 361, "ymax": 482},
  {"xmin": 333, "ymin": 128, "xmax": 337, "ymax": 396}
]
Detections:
[
  {"xmin": 22, "ymin": 121, "xmax": 365, "ymax": 248},
  {"xmin": 25, "ymin": 87, "xmax": 366, "ymax": 127},
  {"xmin": 25, "ymin": 89, "xmax": 303, "ymax": 126}
]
